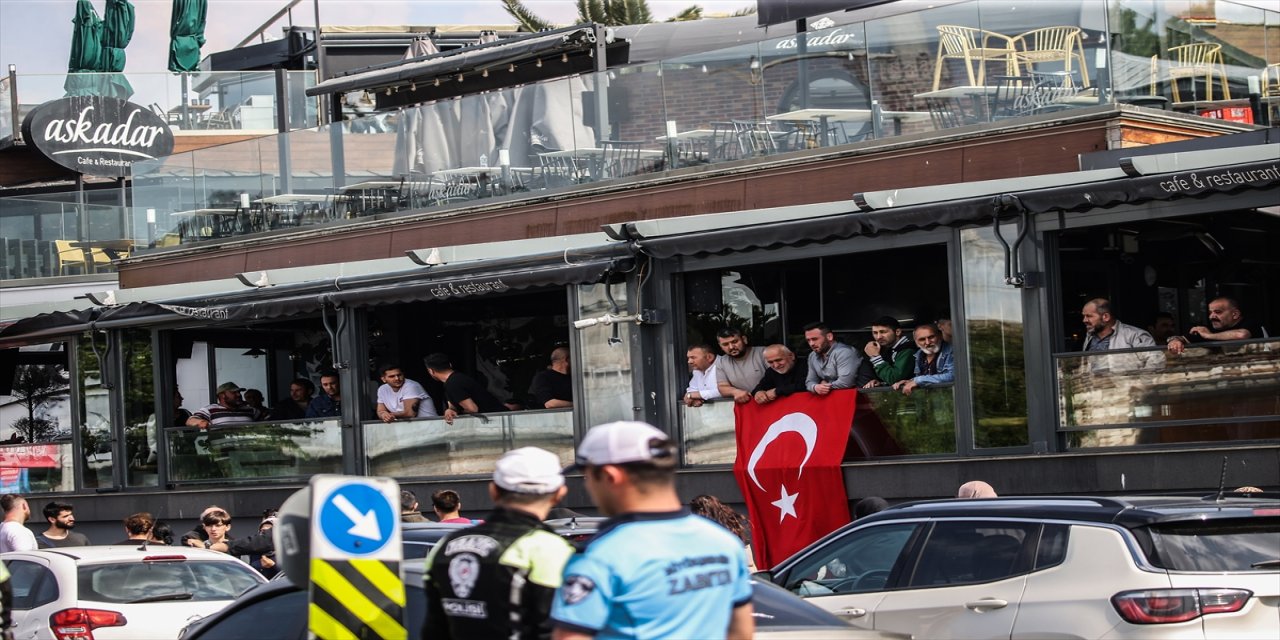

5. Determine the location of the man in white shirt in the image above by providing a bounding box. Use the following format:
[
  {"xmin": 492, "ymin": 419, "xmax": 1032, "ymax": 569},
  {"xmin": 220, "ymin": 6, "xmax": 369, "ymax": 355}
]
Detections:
[
  {"xmin": 0, "ymin": 494, "xmax": 37, "ymax": 552},
  {"xmin": 683, "ymin": 345, "xmax": 721, "ymax": 407},
  {"xmin": 375, "ymin": 364, "xmax": 439, "ymax": 422}
]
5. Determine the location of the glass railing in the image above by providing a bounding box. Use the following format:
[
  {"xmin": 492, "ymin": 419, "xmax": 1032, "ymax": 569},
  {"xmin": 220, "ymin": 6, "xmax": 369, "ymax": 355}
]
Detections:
[
  {"xmin": 129, "ymin": 0, "xmax": 1278, "ymax": 249},
  {"xmin": 0, "ymin": 442, "xmax": 75, "ymax": 493},
  {"xmin": 11, "ymin": 70, "xmax": 318, "ymax": 133},
  {"xmin": 0, "ymin": 74, "xmax": 13, "ymax": 147},
  {"xmin": 681, "ymin": 386, "xmax": 956, "ymax": 466},
  {"xmin": 0, "ymin": 190, "xmax": 131, "ymax": 281},
  {"xmin": 164, "ymin": 419, "xmax": 343, "ymax": 483},
  {"xmin": 1056, "ymin": 338, "xmax": 1280, "ymax": 448},
  {"xmin": 364, "ymin": 409, "xmax": 573, "ymax": 478}
]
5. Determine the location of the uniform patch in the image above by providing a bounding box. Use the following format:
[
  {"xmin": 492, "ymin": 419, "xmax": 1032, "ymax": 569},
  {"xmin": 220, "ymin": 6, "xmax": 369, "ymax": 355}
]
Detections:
[
  {"xmin": 561, "ymin": 574, "xmax": 595, "ymax": 605},
  {"xmin": 442, "ymin": 598, "xmax": 488, "ymax": 619},
  {"xmin": 448, "ymin": 553, "xmax": 481, "ymax": 598}
]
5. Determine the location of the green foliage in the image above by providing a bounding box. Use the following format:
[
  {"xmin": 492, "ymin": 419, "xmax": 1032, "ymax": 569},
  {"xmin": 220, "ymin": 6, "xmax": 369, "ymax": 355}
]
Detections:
[
  {"xmin": 1114, "ymin": 7, "xmax": 1160, "ymax": 58},
  {"xmin": 8, "ymin": 365, "xmax": 69, "ymax": 442},
  {"xmin": 667, "ymin": 6, "xmax": 703, "ymax": 22},
  {"xmin": 967, "ymin": 320, "xmax": 1029, "ymax": 448},
  {"xmin": 501, "ymin": 0, "xmax": 553, "ymax": 31}
]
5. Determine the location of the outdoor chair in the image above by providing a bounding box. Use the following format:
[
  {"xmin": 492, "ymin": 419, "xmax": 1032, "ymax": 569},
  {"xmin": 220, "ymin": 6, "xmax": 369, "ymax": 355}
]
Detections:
[
  {"xmin": 54, "ymin": 240, "xmax": 87, "ymax": 275},
  {"xmin": 599, "ymin": 140, "xmax": 645, "ymax": 180},
  {"xmin": 1012, "ymin": 26, "xmax": 1090, "ymax": 88},
  {"xmin": 1166, "ymin": 43, "xmax": 1231, "ymax": 102},
  {"xmin": 933, "ymin": 25, "xmax": 1019, "ymax": 90},
  {"xmin": 205, "ymin": 108, "xmax": 235, "ymax": 130},
  {"xmin": 732, "ymin": 121, "xmax": 780, "ymax": 157},
  {"xmin": 1264, "ymin": 63, "xmax": 1280, "ymax": 98},
  {"xmin": 537, "ymin": 150, "xmax": 589, "ymax": 188},
  {"xmin": 988, "ymin": 74, "xmax": 1076, "ymax": 120},
  {"xmin": 707, "ymin": 122, "xmax": 741, "ymax": 162}
]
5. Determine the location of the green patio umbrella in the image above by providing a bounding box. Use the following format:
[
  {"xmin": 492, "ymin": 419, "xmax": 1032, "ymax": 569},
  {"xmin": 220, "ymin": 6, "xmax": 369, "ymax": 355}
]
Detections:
[
  {"xmin": 100, "ymin": 0, "xmax": 136, "ymax": 72},
  {"xmin": 168, "ymin": 0, "xmax": 207, "ymax": 73},
  {"xmin": 64, "ymin": 0, "xmax": 104, "ymax": 95}
]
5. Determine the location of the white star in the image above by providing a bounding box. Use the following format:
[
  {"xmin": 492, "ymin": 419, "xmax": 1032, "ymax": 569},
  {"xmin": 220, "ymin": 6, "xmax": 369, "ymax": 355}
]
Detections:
[{"xmin": 772, "ymin": 484, "xmax": 799, "ymax": 522}]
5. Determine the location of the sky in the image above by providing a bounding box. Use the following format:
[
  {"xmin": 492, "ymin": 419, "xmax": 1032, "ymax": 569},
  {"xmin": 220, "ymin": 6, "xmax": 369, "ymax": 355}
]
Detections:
[{"xmin": 0, "ymin": 0, "xmax": 758, "ymax": 74}]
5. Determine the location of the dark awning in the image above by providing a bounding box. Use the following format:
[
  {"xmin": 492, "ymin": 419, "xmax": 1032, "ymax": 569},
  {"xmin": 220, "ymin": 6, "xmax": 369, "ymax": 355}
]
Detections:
[
  {"xmin": 306, "ymin": 25, "xmax": 628, "ymax": 109},
  {"xmin": 757, "ymin": 0, "xmax": 897, "ymax": 27},
  {"xmin": 0, "ymin": 309, "xmax": 96, "ymax": 344},
  {"xmin": 633, "ymin": 158, "xmax": 1280, "ymax": 259},
  {"xmin": 91, "ymin": 257, "xmax": 628, "ymax": 326}
]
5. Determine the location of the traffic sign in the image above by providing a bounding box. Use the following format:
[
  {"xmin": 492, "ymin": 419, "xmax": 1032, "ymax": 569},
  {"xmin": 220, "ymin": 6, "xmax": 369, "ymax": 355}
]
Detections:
[{"xmin": 303, "ymin": 475, "xmax": 407, "ymax": 640}]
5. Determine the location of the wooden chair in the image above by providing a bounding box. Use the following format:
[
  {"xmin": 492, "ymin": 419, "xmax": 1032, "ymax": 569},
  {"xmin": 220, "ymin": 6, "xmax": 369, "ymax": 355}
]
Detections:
[
  {"xmin": 933, "ymin": 25, "xmax": 1019, "ymax": 90},
  {"xmin": 1012, "ymin": 26, "xmax": 1089, "ymax": 88},
  {"xmin": 1167, "ymin": 43, "xmax": 1231, "ymax": 102}
]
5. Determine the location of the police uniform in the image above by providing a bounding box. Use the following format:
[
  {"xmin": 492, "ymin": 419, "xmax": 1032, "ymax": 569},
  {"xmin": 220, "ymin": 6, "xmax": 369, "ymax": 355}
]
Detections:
[
  {"xmin": 424, "ymin": 506, "xmax": 574, "ymax": 640},
  {"xmin": 551, "ymin": 508, "xmax": 753, "ymax": 639}
]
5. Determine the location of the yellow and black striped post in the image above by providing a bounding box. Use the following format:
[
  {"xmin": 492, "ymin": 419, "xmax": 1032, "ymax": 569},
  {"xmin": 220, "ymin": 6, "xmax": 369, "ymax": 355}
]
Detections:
[
  {"xmin": 305, "ymin": 475, "xmax": 406, "ymax": 640},
  {"xmin": 309, "ymin": 558, "xmax": 407, "ymax": 640}
]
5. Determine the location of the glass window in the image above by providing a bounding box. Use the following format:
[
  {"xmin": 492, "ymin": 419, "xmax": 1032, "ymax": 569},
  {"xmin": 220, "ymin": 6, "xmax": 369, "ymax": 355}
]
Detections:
[
  {"xmin": 77, "ymin": 560, "xmax": 262, "ymax": 603},
  {"xmin": 906, "ymin": 521, "xmax": 1036, "ymax": 587},
  {"xmin": 78, "ymin": 332, "xmax": 114, "ymax": 489},
  {"xmin": 577, "ymin": 281, "xmax": 635, "ymax": 428},
  {"xmin": 0, "ymin": 343, "xmax": 75, "ymax": 493},
  {"xmin": 6, "ymin": 560, "xmax": 60, "ymax": 609},
  {"xmin": 192, "ymin": 589, "xmax": 308, "ymax": 640},
  {"xmin": 121, "ymin": 329, "xmax": 157, "ymax": 487},
  {"xmin": 960, "ymin": 226, "xmax": 1028, "ymax": 448},
  {"xmin": 1035, "ymin": 524, "xmax": 1069, "ymax": 570},
  {"xmin": 783, "ymin": 523, "xmax": 918, "ymax": 596},
  {"xmin": 1144, "ymin": 519, "xmax": 1280, "ymax": 572}
]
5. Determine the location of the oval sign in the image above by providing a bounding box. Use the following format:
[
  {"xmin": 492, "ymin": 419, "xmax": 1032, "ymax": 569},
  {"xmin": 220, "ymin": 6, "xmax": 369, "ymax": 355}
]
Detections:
[{"xmin": 21, "ymin": 95, "xmax": 175, "ymax": 178}]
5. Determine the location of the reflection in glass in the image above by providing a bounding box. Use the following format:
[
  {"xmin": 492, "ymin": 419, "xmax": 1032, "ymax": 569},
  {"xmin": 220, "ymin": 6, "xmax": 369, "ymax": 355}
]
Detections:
[
  {"xmin": 78, "ymin": 333, "xmax": 114, "ymax": 489},
  {"xmin": 960, "ymin": 226, "xmax": 1028, "ymax": 448},
  {"xmin": 577, "ymin": 282, "xmax": 636, "ymax": 428},
  {"xmin": 122, "ymin": 330, "xmax": 158, "ymax": 487},
  {"xmin": 1058, "ymin": 339, "xmax": 1280, "ymax": 448},
  {"xmin": 365, "ymin": 411, "xmax": 573, "ymax": 478},
  {"xmin": 165, "ymin": 420, "xmax": 342, "ymax": 482},
  {"xmin": 0, "ymin": 344, "xmax": 74, "ymax": 493}
]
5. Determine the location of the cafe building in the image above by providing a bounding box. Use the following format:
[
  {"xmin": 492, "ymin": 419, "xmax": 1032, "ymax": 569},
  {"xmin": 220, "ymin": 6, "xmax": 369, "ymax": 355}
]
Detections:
[{"xmin": 0, "ymin": 0, "xmax": 1277, "ymax": 532}]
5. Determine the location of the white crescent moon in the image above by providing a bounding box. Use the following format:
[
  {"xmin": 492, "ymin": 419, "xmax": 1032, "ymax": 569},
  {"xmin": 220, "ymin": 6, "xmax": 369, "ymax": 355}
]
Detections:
[{"xmin": 746, "ymin": 412, "xmax": 818, "ymax": 492}]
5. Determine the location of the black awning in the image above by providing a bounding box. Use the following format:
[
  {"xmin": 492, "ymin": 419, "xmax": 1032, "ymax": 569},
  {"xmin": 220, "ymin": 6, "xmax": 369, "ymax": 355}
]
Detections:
[
  {"xmin": 104, "ymin": 258, "xmax": 627, "ymax": 325},
  {"xmin": 0, "ymin": 309, "xmax": 95, "ymax": 345},
  {"xmin": 305, "ymin": 25, "xmax": 627, "ymax": 108},
  {"xmin": 757, "ymin": 0, "xmax": 896, "ymax": 27},
  {"xmin": 635, "ymin": 158, "xmax": 1280, "ymax": 259}
]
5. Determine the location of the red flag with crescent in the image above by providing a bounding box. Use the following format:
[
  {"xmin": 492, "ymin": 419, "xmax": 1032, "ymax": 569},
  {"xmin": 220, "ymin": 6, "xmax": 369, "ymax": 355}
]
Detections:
[{"xmin": 733, "ymin": 390, "xmax": 854, "ymax": 569}]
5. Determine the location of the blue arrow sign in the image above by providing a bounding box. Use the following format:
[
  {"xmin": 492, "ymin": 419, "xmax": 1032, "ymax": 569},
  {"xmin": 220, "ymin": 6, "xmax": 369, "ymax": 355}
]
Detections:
[{"xmin": 318, "ymin": 482, "xmax": 396, "ymax": 556}]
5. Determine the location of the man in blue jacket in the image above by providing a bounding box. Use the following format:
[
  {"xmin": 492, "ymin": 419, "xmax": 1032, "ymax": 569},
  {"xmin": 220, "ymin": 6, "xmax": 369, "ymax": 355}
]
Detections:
[{"xmin": 893, "ymin": 324, "xmax": 954, "ymax": 396}]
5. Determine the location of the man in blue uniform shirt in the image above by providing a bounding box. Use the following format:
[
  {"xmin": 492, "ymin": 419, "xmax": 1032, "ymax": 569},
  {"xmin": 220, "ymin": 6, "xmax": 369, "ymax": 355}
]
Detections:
[{"xmin": 551, "ymin": 421, "xmax": 754, "ymax": 640}]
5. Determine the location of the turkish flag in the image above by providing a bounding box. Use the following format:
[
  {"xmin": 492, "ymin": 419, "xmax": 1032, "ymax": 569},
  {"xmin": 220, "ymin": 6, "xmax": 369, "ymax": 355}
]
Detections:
[{"xmin": 733, "ymin": 390, "xmax": 854, "ymax": 570}]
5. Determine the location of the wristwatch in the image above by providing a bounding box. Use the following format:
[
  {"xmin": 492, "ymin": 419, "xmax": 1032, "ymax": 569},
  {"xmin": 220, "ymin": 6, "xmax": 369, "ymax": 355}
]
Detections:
[{"xmin": 203, "ymin": 539, "xmax": 213, "ymax": 549}]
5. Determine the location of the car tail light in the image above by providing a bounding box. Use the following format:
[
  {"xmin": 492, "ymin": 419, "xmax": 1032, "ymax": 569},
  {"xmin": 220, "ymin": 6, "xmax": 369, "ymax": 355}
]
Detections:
[
  {"xmin": 1112, "ymin": 588, "xmax": 1251, "ymax": 624},
  {"xmin": 50, "ymin": 608, "xmax": 127, "ymax": 640}
]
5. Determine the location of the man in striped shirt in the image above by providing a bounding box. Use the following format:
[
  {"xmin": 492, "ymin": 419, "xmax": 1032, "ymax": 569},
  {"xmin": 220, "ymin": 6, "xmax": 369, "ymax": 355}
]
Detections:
[{"xmin": 186, "ymin": 382, "xmax": 261, "ymax": 428}]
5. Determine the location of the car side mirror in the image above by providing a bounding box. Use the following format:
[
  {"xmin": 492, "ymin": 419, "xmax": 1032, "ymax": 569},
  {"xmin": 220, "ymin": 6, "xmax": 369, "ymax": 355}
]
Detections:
[{"xmin": 751, "ymin": 569, "xmax": 773, "ymax": 582}]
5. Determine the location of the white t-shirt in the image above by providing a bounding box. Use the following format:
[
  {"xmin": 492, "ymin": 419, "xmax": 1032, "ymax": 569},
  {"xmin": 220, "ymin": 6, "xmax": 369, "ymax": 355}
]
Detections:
[
  {"xmin": 376, "ymin": 379, "xmax": 439, "ymax": 418},
  {"xmin": 0, "ymin": 520, "xmax": 38, "ymax": 553}
]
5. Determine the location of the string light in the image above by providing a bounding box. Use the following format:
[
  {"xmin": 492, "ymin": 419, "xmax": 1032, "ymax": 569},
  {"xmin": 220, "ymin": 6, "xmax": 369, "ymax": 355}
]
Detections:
[
  {"xmin": 508, "ymin": 64, "xmax": 515, "ymax": 72},
  {"xmin": 536, "ymin": 58, "xmax": 542, "ymax": 68},
  {"xmin": 482, "ymin": 68, "xmax": 489, "ymax": 77},
  {"xmin": 561, "ymin": 53, "xmax": 568, "ymax": 63},
  {"xmin": 410, "ymin": 83, "xmax": 416, "ymax": 91},
  {"xmin": 434, "ymin": 78, "xmax": 440, "ymax": 87},
  {"xmin": 457, "ymin": 74, "xmax": 464, "ymax": 82}
]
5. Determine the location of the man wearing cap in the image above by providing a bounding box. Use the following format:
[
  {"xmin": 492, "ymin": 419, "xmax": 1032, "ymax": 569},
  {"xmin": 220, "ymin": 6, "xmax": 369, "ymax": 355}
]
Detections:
[
  {"xmin": 186, "ymin": 382, "xmax": 261, "ymax": 428},
  {"xmin": 551, "ymin": 421, "xmax": 754, "ymax": 640},
  {"xmin": 424, "ymin": 447, "xmax": 574, "ymax": 640}
]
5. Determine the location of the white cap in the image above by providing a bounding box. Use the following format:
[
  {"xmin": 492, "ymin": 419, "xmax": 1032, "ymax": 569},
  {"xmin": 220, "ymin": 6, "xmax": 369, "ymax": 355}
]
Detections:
[
  {"xmin": 493, "ymin": 447, "xmax": 565, "ymax": 494},
  {"xmin": 570, "ymin": 421, "xmax": 674, "ymax": 469}
]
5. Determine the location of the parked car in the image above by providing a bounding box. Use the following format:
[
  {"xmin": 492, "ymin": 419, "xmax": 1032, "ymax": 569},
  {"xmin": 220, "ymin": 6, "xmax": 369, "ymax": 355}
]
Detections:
[
  {"xmin": 180, "ymin": 561, "xmax": 901, "ymax": 640},
  {"xmin": 3, "ymin": 546, "xmax": 267, "ymax": 640},
  {"xmin": 757, "ymin": 494, "xmax": 1280, "ymax": 639}
]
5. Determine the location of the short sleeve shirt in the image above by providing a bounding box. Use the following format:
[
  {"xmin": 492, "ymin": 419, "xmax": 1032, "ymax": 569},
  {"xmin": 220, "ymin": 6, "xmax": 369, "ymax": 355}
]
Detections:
[
  {"xmin": 377, "ymin": 379, "xmax": 439, "ymax": 417},
  {"xmin": 0, "ymin": 521, "xmax": 38, "ymax": 553},
  {"xmin": 714, "ymin": 347, "xmax": 767, "ymax": 392},
  {"xmin": 551, "ymin": 510, "xmax": 753, "ymax": 639},
  {"xmin": 529, "ymin": 369, "xmax": 573, "ymax": 406},
  {"xmin": 443, "ymin": 372, "xmax": 506, "ymax": 414}
]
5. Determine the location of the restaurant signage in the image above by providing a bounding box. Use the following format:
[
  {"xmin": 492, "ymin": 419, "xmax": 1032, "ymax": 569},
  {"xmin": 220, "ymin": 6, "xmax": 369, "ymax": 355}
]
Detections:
[{"xmin": 21, "ymin": 95, "xmax": 174, "ymax": 178}]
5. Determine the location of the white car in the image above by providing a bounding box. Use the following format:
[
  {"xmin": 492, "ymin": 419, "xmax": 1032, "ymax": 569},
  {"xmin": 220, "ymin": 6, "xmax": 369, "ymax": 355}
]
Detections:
[{"xmin": 3, "ymin": 545, "xmax": 267, "ymax": 640}]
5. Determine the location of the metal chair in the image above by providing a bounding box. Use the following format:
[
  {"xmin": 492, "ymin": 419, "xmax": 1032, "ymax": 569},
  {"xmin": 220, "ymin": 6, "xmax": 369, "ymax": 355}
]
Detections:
[
  {"xmin": 537, "ymin": 150, "xmax": 587, "ymax": 189},
  {"xmin": 599, "ymin": 140, "xmax": 645, "ymax": 180},
  {"xmin": 933, "ymin": 25, "xmax": 1020, "ymax": 90},
  {"xmin": 1012, "ymin": 26, "xmax": 1090, "ymax": 88},
  {"xmin": 1264, "ymin": 63, "xmax": 1280, "ymax": 98},
  {"xmin": 707, "ymin": 122, "xmax": 741, "ymax": 162},
  {"xmin": 732, "ymin": 121, "xmax": 779, "ymax": 157},
  {"xmin": 1167, "ymin": 43, "xmax": 1231, "ymax": 102}
]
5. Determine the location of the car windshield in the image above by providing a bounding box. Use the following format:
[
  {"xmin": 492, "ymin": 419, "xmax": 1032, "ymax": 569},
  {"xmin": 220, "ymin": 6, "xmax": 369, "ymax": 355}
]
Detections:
[
  {"xmin": 78, "ymin": 560, "xmax": 263, "ymax": 604},
  {"xmin": 1144, "ymin": 518, "xmax": 1280, "ymax": 571}
]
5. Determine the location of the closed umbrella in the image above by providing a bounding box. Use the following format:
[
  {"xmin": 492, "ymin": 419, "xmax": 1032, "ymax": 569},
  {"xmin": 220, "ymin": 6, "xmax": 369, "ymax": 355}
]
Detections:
[
  {"xmin": 168, "ymin": 0, "xmax": 207, "ymax": 72},
  {"xmin": 100, "ymin": 0, "xmax": 135, "ymax": 72},
  {"xmin": 63, "ymin": 0, "xmax": 104, "ymax": 96}
]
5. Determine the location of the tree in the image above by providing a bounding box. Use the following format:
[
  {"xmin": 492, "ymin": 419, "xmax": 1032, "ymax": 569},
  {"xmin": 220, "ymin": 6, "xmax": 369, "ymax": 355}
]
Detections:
[
  {"xmin": 501, "ymin": 0, "xmax": 730, "ymax": 31},
  {"xmin": 8, "ymin": 365, "xmax": 69, "ymax": 442}
]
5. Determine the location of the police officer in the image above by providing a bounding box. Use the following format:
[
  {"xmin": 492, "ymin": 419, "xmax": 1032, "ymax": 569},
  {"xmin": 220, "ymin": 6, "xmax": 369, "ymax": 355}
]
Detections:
[
  {"xmin": 423, "ymin": 447, "xmax": 574, "ymax": 640},
  {"xmin": 551, "ymin": 421, "xmax": 755, "ymax": 640}
]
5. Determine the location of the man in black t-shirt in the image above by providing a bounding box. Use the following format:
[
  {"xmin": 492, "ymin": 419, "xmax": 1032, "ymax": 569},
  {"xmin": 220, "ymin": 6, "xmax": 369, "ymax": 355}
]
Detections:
[
  {"xmin": 1168, "ymin": 297, "xmax": 1268, "ymax": 355},
  {"xmin": 425, "ymin": 353, "xmax": 506, "ymax": 424},
  {"xmin": 529, "ymin": 346, "xmax": 573, "ymax": 409}
]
